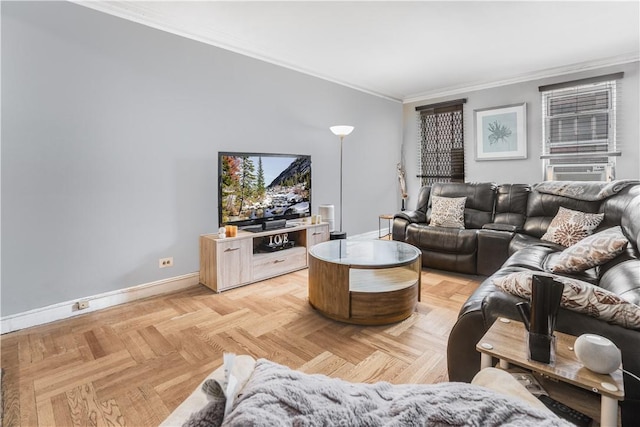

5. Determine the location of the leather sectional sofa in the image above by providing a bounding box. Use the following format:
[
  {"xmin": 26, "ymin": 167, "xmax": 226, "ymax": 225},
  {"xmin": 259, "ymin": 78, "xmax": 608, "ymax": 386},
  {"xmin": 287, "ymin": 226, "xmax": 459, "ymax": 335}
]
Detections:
[{"xmin": 392, "ymin": 181, "xmax": 640, "ymax": 424}]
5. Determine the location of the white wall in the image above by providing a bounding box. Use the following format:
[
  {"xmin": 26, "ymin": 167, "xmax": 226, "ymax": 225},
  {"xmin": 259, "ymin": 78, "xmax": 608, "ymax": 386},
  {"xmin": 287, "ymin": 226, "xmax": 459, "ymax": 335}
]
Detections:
[
  {"xmin": 402, "ymin": 62, "xmax": 640, "ymax": 209},
  {"xmin": 1, "ymin": 2, "xmax": 402, "ymax": 316}
]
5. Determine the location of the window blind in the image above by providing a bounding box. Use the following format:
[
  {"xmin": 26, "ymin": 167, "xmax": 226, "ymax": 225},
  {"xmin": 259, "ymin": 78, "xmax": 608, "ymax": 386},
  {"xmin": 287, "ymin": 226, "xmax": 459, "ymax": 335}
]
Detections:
[
  {"xmin": 540, "ymin": 74, "xmax": 623, "ymax": 166},
  {"xmin": 415, "ymin": 99, "xmax": 466, "ymax": 186}
]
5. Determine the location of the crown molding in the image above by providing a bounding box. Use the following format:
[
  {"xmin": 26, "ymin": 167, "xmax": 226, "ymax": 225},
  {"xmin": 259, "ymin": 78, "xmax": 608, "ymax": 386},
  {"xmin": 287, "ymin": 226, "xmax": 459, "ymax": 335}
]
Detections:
[
  {"xmin": 71, "ymin": 2, "xmax": 637, "ymax": 106},
  {"xmin": 71, "ymin": 1, "xmax": 402, "ymax": 103},
  {"xmin": 402, "ymin": 53, "xmax": 640, "ymax": 105}
]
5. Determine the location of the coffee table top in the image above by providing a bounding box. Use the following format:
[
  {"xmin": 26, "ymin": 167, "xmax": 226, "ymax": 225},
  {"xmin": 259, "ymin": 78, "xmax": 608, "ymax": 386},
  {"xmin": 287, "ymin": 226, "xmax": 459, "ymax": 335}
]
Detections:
[{"xmin": 309, "ymin": 239, "xmax": 420, "ymax": 268}]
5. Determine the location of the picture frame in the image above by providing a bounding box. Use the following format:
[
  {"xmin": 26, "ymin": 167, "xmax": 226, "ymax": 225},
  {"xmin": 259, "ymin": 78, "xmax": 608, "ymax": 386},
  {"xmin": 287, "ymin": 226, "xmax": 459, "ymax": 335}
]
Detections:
[{"xmin": 474, "ymin": 103, "xmax": 527, "ymax": 161}]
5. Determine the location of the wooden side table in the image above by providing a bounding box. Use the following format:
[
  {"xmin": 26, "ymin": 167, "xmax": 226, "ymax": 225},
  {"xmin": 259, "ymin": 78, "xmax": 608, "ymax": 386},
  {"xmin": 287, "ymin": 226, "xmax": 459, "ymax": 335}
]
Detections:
[
  {"xmin": 476, "ymin": 318, "xmax": 624, "ymax": 426},
  {"xmin": 379, "ymin": 214, "xmax": 394, "ymax": 239}
]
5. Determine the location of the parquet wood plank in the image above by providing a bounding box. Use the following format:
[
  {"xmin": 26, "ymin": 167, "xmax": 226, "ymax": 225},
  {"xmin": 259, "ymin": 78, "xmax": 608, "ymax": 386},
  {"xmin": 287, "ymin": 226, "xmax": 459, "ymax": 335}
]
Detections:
[
  {"xmin": 241, "ymin": 308, "xmax": 301, "ymax": 337},
  {"xmin": 35, "ymin": 399, "xmax": 55, "ymax": 427},
  {"xmin": 393, "ymin": 348, "xmax": 444, "ymax": 384},
  {"xmin": 121, "ymin": 330, "xmax": 157, "ymax": 363},
  {"xmin": 51, "ymin": 392, "xmax": 75, "ymax": 427},
  {"xmin": 217, "ymin": 328, "xmax": 273, "ymax": 359},
  {"xmin": 65, "ymin": 383, "xmax": 108, "ymax": 427},
  {"xmin": 194, "ymin": 308, "xmax": 257, "ymax": 334},
  {"xmin": 0, "ymin": 267, "xmax": 481, "ymax": 426},
  {"xmin": 92, "ymin": 351, "xmax": 187, "ymax": 398},
  {"xmin": 153, "ymin": 309, "xmax": 221, "ymax": 334},
  {"xmin": 170, "ymin": 328, "xmax": 218, "ymax": 363},
  {"xmin": 100, "ymin": 398, "xmax": 125, "ymax": 427},
  {"xmin": 304, "ymin": 326, "xmax": 377, "ymax": 365},
  {"xmin": 137, "ymin": 326, "xmax": 175, "ymax": 357},
  {"xmin": 2, "ymin": 339, "xmax": 21, "ymax": 427},
  {"xmin": 354, "ymin": 327, "xmax": 425, "ymax": 364},
  {"xmin": 83, "ymin": 330, "xmax": 108, "ymax": 360},
  {"xmin": 109, "ymin": 308, "xmax": 180, "ymax": 334},
  {"xmin": 34, "ymin": 350, "xmax": 136, "ymax": 403},
  {"xmin": 19, "ymin": 372, "xmax": 38, "ymax": 427},
  {"xmin": 154, "ymin": 358, "xmax": 223, "ymax": 410},
  {"xmin": 298, "ymin": 351, "xmax": 352, "ymax": 376},
  {"xmin": 342, "ymin": 350, "xmax": 408, "ymax": 383}
]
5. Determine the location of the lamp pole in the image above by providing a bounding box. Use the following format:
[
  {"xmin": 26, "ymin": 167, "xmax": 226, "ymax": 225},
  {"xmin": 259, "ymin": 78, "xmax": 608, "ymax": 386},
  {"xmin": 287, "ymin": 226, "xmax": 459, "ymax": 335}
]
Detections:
[
  {"xmin": 329, "ymin": 125, "xmax": 354, "ymax": 239},
  {"xmin": 339, "ymin": 134, "xmax": 344, "ymax": 233}
]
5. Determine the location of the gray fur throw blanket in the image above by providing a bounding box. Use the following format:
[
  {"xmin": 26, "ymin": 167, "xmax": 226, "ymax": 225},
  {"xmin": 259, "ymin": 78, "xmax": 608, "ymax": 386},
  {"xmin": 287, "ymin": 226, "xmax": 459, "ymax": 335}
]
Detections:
[
  {"xmin": 185, "ymin": 358, "xmax": 570, "ymax": 427},
  {"xmin": 533, "ymin": 179, "xmax": 638, "ymax": 201}
]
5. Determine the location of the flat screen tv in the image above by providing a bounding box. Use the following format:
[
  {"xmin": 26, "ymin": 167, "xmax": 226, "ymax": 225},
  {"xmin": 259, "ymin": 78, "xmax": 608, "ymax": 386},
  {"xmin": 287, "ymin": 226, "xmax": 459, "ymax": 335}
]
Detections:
[{"xmin": 218, "ymin": 152, "xmax": 311, "ymax": 228}]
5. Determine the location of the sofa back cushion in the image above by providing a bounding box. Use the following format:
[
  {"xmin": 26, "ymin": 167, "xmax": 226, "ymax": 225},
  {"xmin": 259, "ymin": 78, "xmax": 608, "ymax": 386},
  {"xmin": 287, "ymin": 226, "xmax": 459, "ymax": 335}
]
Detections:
[
  {"xmin": 522, "ymin": 190, "xmax": 602, "ymax": 238},
  {"xmin": 428, "ymin": 182, "xmax": 496, "ymax": 229},
  {"xmin": 494, "ymin": 184, "xmax": 530, "ymax": 229}
]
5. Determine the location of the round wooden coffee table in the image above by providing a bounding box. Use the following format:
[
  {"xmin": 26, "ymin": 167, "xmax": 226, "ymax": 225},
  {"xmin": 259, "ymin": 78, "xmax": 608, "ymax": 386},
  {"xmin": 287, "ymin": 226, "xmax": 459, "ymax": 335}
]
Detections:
[{"xmin": 308, "ymin": 240, "xmax": 421, "ymax": 325}]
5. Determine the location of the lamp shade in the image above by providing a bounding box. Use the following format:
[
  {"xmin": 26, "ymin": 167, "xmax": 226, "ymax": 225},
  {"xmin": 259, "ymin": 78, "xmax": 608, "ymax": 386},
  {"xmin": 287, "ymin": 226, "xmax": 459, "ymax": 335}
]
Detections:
[{"xmin": 330, "ymin": 125, "xmax": 354, "ymax": 137}]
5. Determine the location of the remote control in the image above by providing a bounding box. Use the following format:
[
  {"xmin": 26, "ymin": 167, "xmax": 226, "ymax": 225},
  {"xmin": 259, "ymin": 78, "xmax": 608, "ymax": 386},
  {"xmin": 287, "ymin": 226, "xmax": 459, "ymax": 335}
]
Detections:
[{"xmin": 538, "ymin": 395, "xmax": 592, "ymax": 427}]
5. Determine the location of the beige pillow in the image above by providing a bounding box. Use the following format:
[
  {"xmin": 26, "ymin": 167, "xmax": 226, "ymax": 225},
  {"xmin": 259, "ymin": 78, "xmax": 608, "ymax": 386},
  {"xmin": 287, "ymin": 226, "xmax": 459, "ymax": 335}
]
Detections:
[
  {"xmin": 430, "ymin": 196, "xmax": 466, "ymax": 229},
  {"xmin": 493, "ymin": 271, "xmax": 640, "ymax": 330},
  {"xmin": 541, "ymin": 207, "xmax": 604, "ymax": 247},
  {"xmin": 548, "ymin": 226, "xmax": 628, "ymax": 273}
]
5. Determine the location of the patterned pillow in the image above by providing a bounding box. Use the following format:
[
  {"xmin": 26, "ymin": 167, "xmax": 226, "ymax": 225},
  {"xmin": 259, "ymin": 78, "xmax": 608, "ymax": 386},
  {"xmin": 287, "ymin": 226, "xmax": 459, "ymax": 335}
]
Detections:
[
  {"xmin": 541, "ymin": 207, "xmax": 604, "ymax": 247},
  {"xmin": 548, "ymin": 226, "xmax": 628, "ymax": 273},
  {"xmin": 430, "ymin": 196, "xmax": 466, "ymax": 229},
  {"xmin": 493, "ymin": 271, "xmax": 640, "ymax": 329}
]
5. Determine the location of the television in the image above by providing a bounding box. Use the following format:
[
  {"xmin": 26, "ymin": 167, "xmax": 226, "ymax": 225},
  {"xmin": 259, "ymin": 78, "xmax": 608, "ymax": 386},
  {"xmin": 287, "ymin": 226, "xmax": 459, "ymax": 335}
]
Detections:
[{"xmin": 218, "ymin": 152, "xmax": 311, "ymax": 228}]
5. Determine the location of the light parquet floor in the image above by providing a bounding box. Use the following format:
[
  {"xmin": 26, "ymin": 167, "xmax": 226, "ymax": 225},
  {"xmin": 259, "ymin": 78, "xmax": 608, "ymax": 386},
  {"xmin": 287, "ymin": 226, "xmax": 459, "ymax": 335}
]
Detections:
[{"xmin": 1, "ymin": 268, "xmax": 481, "ymax": 427}]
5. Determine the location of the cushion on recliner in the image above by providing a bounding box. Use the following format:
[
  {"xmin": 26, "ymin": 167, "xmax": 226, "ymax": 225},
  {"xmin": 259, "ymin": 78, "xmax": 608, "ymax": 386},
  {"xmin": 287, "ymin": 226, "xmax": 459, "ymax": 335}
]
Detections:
[
  {"xmin": 430, "ymin": 196, "xmax": 466, "ymax": 228},
  {"xmin": 522, "ymin": 191, "xmax": 602, "ymax": 238},
  {"xmin": 540, "ymin": 207, "xmax": 604, "ymax": 247},
  {"xmin": 548, "ymin": 226, "xmax": 628, "ymax": 273},
  {"xmin": 493, "ymin": 271, "xmax": 640, "ymax": 330},
  {"xmin": 428, "ymin": 182, "xmax": 496, "ymax": 229},
  {"xmin": 406, "ymin": 224, "xmax": 477, "ymax": 254},
  {"xmin": 504, "ymin": 245, "xmax": 598, "ymax": 284}
]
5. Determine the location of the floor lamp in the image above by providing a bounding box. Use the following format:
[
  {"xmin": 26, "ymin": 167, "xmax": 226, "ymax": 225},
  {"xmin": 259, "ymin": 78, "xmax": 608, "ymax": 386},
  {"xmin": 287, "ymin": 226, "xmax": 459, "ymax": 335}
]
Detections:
[{"xmin": 329, "ymin": 125, "xmax": 354, "ymax": 240}]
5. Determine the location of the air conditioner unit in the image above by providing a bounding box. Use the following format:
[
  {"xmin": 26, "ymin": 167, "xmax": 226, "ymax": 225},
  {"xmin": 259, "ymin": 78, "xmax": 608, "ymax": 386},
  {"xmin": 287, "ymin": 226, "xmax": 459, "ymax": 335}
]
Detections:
[{"xmin": 546, "ymin": 164, "xmax": 613, "ymax": 182}]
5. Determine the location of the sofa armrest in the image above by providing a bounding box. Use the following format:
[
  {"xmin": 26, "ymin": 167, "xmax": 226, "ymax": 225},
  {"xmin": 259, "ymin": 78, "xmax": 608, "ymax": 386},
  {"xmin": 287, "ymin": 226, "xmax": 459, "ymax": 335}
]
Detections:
[
  {"xmin": 394, "ymin": 210, "xmax": 426, "ymax": 224},
  {"xmin": 447, "ymin": 268, "xmax": 530, "ymax": 382},
  {"xmin": 392, "ymin": 210, "xmax": 427, "ymax": 241},
  {"xmin": 482, "ymin": 223, "xmax": 520, "ymax": 232},
  {"xmin": 477, "ymin": 229, "xmax": 515, "ymax": 276}
]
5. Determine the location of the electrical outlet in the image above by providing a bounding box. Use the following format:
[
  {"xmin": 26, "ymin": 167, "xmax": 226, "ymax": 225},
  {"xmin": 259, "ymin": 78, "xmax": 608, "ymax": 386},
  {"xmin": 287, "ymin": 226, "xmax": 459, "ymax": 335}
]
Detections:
[
  {"xmin": 77, "ymin": 300, "xmax": 89, "ymax": 310},
  {"xmin": 159, "ymin": 257, "xmax": 173, "ymax": 268}
]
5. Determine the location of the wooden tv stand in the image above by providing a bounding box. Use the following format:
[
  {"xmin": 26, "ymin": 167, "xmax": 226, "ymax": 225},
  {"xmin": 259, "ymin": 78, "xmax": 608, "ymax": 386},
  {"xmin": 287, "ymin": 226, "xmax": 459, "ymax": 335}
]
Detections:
[{"xmin": 199, "ymin": 219, "xmax": 329, "ymax": 292}]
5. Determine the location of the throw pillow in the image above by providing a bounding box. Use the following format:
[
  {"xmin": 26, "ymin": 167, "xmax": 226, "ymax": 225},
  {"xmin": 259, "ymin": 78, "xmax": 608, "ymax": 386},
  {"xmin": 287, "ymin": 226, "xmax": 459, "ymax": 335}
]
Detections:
[
  {"xmin": 493, "ymin": 271, "xmax": 640, "ymax": 329},
  {"xmin": 541, "ymin": 207, "xmax": 604, "ymax": 247},
  {"xmin": 430, "ymin": 196, "xmax": 466, "ymax": 229},
  {"xmin": 548, "ymin": 226, "xmax": 629, "ymax": 273}
]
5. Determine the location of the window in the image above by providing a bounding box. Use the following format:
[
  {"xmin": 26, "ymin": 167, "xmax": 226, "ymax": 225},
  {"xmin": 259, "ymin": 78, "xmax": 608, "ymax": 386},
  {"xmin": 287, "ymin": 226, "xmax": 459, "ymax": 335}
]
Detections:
[
  {"xmin": 416, "ymin": 99, "xmax": 466, "ymax": 186},
  {"xmin": 540, "ymin": 73, "xmax": 622, "ymax": 181}
]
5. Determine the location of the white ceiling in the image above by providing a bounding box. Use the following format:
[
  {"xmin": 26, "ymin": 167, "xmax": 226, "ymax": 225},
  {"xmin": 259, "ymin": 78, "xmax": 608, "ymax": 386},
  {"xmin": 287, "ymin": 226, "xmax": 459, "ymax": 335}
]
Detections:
[{"xmin": 77, "ymin": 1, "xmax": 640, "ymax": 103}]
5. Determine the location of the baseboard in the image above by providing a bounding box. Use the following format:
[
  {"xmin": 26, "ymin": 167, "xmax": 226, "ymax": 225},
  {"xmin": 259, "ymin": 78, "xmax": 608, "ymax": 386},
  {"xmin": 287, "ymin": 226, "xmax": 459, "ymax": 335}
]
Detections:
[
  {"xmin": 0, "ymin": 272, "xmax": 200, "ymax": 334},
  {"xmin": 0, "ymin": 231, "xmax": 388, "ymax": 334}
]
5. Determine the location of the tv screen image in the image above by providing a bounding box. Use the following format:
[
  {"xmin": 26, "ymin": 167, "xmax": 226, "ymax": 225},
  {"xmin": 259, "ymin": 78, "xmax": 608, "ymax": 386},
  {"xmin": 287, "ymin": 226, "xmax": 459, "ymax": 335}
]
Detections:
[{"xmin": 219, "ymin": 152, "xmax": 311, "ymax": 227}]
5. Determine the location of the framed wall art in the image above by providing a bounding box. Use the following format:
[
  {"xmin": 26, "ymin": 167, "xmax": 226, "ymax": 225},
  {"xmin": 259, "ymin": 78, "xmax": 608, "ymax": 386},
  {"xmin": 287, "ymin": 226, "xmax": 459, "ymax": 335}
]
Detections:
[{"xmin": 474, "ymin": 103, "xmax": 527, "ymax": 161}]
